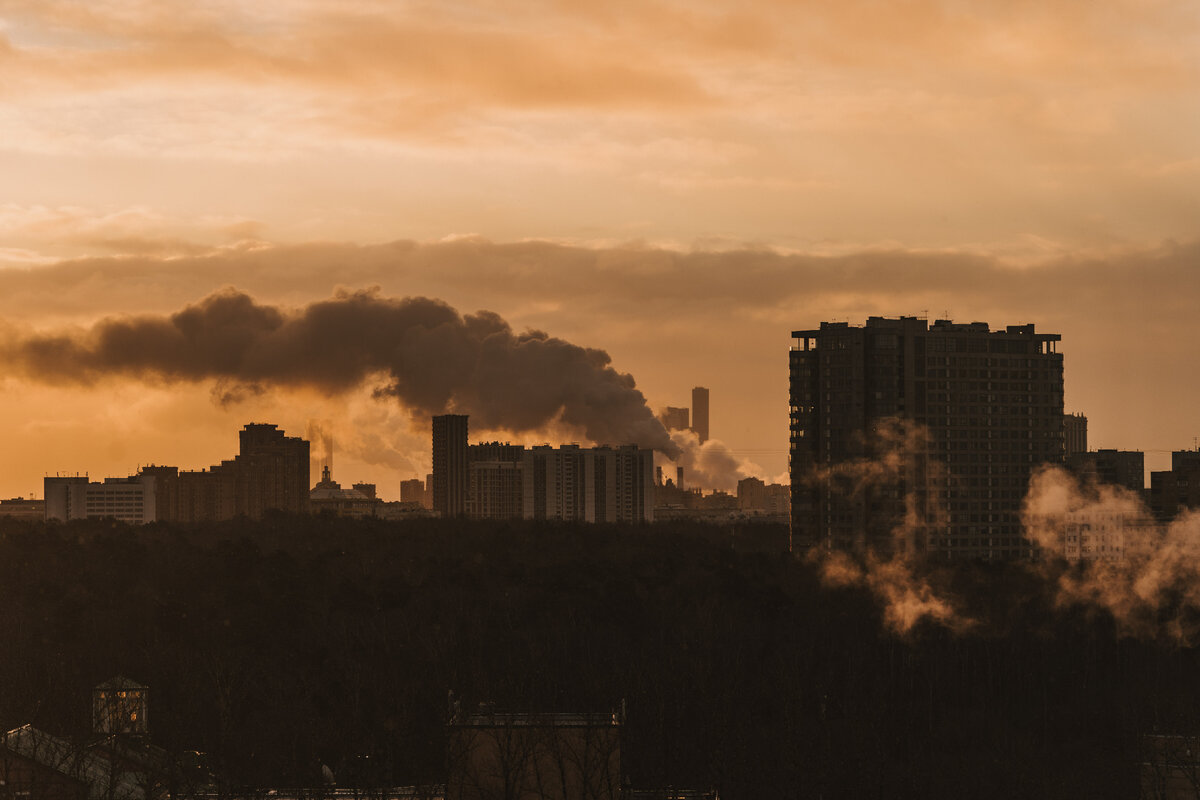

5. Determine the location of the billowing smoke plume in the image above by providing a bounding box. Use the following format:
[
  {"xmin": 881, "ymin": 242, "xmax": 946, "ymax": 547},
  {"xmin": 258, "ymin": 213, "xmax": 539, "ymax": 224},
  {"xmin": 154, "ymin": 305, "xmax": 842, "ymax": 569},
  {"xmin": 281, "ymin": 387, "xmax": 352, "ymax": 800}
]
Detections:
[
  {"xmin": 1023, "ymin": 466, "xmax": 1200, "ymax": 643},
  {"xmin": 666, "ymin": 429, "xmax": 762, "ymax": 493},
  {"xmin": 0, "ymin": 287, "xmax": 679, "ymax": 456}
]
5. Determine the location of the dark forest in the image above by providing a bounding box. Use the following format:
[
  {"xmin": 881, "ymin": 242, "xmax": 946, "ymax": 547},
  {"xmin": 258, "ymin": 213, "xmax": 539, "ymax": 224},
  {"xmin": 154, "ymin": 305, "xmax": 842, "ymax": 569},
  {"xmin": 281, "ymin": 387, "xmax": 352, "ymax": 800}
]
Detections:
[{"xmin": 1, "ymin": 515, "xmax": 1196, "ymax": 798}]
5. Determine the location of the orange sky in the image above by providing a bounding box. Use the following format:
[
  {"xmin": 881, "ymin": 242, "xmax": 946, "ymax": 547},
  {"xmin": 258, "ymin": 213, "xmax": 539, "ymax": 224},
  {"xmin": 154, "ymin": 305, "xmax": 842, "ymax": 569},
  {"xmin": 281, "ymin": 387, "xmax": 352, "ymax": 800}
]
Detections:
[{"xmin": 0, "ymin": 0, "xmax": 1197, "ymax": 498}]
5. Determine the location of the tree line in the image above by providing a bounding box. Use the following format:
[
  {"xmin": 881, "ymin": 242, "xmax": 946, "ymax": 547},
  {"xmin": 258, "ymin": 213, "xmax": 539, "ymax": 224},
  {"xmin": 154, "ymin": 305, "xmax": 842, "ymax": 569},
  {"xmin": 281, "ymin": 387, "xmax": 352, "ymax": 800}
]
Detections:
[{"xmin": 0, "ymin": 514, "xmax": 1196, "ymax": 798}]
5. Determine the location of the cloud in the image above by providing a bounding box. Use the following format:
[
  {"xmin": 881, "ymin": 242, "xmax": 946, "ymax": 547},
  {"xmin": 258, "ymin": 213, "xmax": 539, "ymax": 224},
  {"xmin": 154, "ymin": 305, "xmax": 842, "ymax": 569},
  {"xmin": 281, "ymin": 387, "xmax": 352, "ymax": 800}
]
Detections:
[{"xmin": 0, "ymin": 204, "xmax": 264, "ymax": 257}]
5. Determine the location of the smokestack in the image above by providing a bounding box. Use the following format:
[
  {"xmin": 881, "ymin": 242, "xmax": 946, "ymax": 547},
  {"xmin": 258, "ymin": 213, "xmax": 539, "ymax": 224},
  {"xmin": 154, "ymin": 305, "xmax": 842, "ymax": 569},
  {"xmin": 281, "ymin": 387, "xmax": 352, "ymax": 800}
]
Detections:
[
  {"xmin": 677, "ymin": 466, "xmax": 684, "ymax": 492},
  {"xmin": 656, "ymin": 465, "xmax": 663, "ymax": 486}
]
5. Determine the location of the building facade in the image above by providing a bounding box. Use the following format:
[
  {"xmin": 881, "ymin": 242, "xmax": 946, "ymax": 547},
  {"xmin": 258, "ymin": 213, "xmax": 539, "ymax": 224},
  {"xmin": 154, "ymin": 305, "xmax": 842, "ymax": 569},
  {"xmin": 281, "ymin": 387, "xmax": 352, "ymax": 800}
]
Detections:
[
  {"xmin": 1150, "ymin": 449, "xmax": 1200, "ymax": 522},
  {"xmin": 790, "ymin": 317, "xmax": 1065, "ymax": 559},
  {"xmin": 659, "ymin": 406, "xmax": 690, "ymax": 432},
  {"xmin": 1065, "ymin": 412, "xmax": 1088, "ymax": 458},
  {"xmin": 433, "ymin": 414, "xmax": 469, "ymax": 518},
  {"xmin": 235, "ymin": 423, "xmax": 310, "ymax": 517},
  {"xmin": 467, "ymin": 443, "xmax": 526, "ymax": 520},
  {"xmin": 44, "ymin": 474, "xmax": 158, "ymax": 525},
  {"xmin": 0, "ymin": 497, "xmax": 46, "ymax": 520},
  {"xmin": 310, "ymin": 466, "xmax": 380, "ymax": 518},
  {"xmin": 399, "ymin": 478, "xmax": 426, "ymax": 505},
  {"xmin": 45, "ymin": 423, "xmax": 308, "ymax": 525},
  {"xmin": 522, "ymin": 445, "xmax": 654, "ymax": 523},
  {"xmin": 691, "ymin": 386, "xmax": 710, "ymax": 443},
  {"xmin": 1068, "ymin": 449, "xmax": 1146, "ymax": 494}
]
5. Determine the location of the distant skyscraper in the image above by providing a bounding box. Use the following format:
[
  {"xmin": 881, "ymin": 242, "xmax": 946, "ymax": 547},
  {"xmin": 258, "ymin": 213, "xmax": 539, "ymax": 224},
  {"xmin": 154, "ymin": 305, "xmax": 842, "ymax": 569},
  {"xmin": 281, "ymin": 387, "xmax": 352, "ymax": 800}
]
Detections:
[
  {"xmin": 400, "ymin": 478, "xmax": 426, "ymax": 504},
  {"xmin": 790, "ymin": 317, "xmax": 1065, "ymax": 560},
  {"xmin": 659, "ymin": 406, "xmax": 690, "ymax": 432},
  {"xmin": 1065, "ymin": 413, "xmax": 1088, "ymax": 458},
  {"xmin": 690, "ymin": 387, "xmax": 709, "ymax": 443},
  {"xmin": 432, "ymin": 414, "xmax": 469, "ymax": 517}
]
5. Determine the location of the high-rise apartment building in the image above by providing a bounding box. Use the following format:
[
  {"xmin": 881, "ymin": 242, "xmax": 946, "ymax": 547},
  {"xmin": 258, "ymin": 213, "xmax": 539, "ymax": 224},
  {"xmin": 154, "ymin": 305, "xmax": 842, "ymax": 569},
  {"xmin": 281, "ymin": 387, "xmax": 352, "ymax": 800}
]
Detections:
[
  {"xmin": 467, "ymin": 442, "xmax": 525, "ymax": 520},
  {"xmin": 428, "ymin": 416, "xmax": 653, "ymax": 523},
  {"xmin": 659, "ymin": 406, "xmax": 690, "ymax": 432},
  {"xmin": 399, "ymin": 478, "xmax": 426, "ymax": 504},
  {"xmin": 522, "ymin": 444, "xmax": 654, "ymax": 523},
  {"xmin": 790, "ymin": 317, "xmax": 1065, "ymax": 559},
  {"xmin": 233, "ymin": 423, "xmax": 311, "ymax": 517},
  {"xmin": 690, "ymin": 387, "xmax": 710, "ymax": 444},
  {"xmin": 433, "ymin": 414, "xmax": 469, "ymax": 518}
]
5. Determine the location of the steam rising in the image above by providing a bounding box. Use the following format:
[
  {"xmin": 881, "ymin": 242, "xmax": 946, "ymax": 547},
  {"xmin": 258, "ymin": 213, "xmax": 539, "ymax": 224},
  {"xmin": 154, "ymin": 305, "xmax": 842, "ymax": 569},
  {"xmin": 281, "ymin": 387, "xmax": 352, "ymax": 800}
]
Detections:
[
  {"xmin": 806, "ymin": 419, "xmax": 971, "ymax": 635},
  {"xmin": 667, "ymin": 429, "xmax": 760, "ymax": 493},
  {"xmin": 0, "ymin": 288, "xmax": 679, "ymax": 456},
  {"xmin": 806, "ymin": 423, "xmax": 1200, "ymax": 643},
  {"xmin": 1023, "ymin": 466, "xmax": 1200, "ymax": 642}
]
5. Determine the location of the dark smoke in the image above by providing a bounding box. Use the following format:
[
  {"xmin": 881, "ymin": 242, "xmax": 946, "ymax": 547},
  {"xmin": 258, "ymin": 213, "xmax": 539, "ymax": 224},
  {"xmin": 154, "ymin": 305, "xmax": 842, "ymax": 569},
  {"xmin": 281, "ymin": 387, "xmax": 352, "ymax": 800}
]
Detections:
[{"xmin": 0, "ymin": 287, "xmax": 679, "ymax": 456}]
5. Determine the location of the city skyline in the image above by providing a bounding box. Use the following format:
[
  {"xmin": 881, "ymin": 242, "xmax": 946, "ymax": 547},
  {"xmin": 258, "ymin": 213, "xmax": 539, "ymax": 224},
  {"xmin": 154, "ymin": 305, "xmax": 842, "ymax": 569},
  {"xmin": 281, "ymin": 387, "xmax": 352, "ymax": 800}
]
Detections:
[
  {"xmin": 0, "ymin": 1, "xmax": 1196, "ymax": 499},
  {"xmin": 0, "ymin": 287, "xmax": 1197, "ymax": 501}
]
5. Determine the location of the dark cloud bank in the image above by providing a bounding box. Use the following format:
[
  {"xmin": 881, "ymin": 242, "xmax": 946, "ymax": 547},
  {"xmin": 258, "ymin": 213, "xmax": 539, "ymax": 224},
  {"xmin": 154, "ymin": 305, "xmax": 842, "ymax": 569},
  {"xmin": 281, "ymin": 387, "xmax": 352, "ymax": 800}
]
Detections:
[{"xmin": 0, "ymin": 287, "xmax": 679, "ymax": 456}]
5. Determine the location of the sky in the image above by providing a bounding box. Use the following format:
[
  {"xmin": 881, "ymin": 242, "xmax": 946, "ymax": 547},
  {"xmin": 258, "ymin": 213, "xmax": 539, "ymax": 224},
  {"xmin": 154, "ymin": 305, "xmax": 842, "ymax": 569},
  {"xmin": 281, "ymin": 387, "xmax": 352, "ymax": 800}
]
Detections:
[{"xmin": 0, "ymin": 0, "xmax": 1198, "ymax": 499}]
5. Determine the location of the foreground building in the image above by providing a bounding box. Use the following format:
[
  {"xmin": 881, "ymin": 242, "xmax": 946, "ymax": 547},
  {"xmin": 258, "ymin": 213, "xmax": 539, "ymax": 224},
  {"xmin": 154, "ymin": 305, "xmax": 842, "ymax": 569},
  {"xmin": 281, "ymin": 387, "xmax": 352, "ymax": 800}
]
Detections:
[
  {"xmin": 790, "ymin": 317, "xmax": 1065, "ymax": 559},
  {"xmin": 1, "ymin": 677, "xmax": 213, "ymax": 800}
]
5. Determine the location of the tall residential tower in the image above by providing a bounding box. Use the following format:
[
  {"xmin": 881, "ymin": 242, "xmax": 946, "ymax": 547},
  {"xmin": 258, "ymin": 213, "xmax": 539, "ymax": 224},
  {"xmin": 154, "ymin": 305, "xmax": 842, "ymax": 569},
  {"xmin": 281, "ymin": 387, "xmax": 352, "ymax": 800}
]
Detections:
[
  {"xmin": 789, "ymin": 317, "xmax": 1064, "ymax": 560},
  {"xmin": 432, "ymin": 414, "xmax": 470, "ymax": 517}
]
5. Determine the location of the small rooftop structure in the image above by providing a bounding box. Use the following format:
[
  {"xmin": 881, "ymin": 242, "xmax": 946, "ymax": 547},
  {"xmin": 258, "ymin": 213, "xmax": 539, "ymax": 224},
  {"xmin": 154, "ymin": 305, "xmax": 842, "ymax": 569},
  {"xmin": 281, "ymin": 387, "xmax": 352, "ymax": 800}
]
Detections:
[{"xmin": 93, "ymin": 676, "xmax": 149, "ymax": 737}]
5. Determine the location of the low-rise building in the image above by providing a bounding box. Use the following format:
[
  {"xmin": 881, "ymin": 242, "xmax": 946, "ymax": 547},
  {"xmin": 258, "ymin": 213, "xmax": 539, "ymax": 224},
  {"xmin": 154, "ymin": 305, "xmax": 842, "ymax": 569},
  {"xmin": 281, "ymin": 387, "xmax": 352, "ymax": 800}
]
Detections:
[
  {"xmin": 44, "ymin": 474, "xmax": 158, "ymax": 525},
  {"xmin": 0, "ymin": 497, "xmax": 45, "ymax": 520},
  {"xmin": 310, "ymin": 466, "xmax": 381, "ymax": 518}
]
